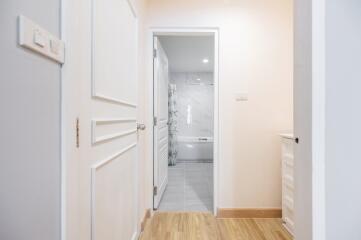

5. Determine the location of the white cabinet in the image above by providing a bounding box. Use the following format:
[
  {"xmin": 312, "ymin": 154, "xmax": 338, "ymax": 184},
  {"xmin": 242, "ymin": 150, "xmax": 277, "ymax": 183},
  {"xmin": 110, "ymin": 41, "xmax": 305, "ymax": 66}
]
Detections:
[{"xmin": 280, "ymin": 134, "xmax": 295, "ymax": 236}]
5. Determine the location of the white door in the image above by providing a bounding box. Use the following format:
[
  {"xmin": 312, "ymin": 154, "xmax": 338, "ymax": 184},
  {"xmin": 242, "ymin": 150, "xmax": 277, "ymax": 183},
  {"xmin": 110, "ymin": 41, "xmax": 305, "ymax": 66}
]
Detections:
[
  {"xmin": 153, "ymin": 37, "xmax": 169, "ymax": 209},
  {"xmin": 79, "ymin": 0, "xmax": 139, "ymax": 240}
]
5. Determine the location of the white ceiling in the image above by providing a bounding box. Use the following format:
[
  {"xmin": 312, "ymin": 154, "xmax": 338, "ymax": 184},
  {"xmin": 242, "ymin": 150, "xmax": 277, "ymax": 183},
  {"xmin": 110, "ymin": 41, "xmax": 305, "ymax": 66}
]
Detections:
[{"xmin": 159, "ymin": 36, "xmax": 214, "ymax": 73}]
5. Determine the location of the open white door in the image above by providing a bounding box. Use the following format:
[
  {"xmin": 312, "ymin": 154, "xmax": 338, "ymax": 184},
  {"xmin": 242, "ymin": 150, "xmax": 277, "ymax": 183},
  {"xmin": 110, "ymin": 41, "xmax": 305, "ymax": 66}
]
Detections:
[
  {"xmin": 77, "ymin": 0, "xmax": 139, "ymax": 240},
  {"xmin": 153, "ymin": 37, "xmax": 169, "ymax": 209}
]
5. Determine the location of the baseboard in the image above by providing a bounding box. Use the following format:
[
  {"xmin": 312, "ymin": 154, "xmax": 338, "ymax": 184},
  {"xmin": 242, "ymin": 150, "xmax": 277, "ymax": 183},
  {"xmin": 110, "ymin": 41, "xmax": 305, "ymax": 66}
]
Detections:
[
  {"xmin": 217, "ymin": 208, "xmax": 282, "ymax": 218},
  {"xmin": 140, "ymin": 209, "xmax": 152, "ymax": 231},
  {"xmin": 131, "ymin": 231, "xmax": 139, "ymax": 240}
]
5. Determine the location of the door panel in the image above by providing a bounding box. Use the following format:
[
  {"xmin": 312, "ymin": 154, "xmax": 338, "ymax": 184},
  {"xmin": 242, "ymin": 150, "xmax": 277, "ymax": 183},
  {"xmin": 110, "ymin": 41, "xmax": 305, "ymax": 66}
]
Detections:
[
  {"xmin": 92, "ymin": 0, "xmax": 137, "ymax": 104},
  {"xmin": 153, "ymin": 37, "xmax": 169, "ymax": 209},
  {"xmin": 92, "ymin": 144, "xmax": 137, "ymax": 240},
  {"xmin": 79, "ymin": 0, "xmax": 139, "ymax": 239}
]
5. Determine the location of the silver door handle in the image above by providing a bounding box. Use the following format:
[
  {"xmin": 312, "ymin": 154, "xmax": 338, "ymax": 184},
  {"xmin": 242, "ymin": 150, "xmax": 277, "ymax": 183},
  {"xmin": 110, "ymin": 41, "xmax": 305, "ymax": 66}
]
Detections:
[{"xmin": 137, "ymin": 123, "xmax": 146, "ymax": 131}]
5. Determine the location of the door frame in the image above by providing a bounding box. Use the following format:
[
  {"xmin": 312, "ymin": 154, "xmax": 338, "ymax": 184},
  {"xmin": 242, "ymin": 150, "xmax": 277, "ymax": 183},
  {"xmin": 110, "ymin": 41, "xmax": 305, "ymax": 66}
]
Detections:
[
  {"xmin": 147, "ymin": 27, "xmax": 220, "ymax": 215},
  {"xmin": 311, "ymin": 0, "xmax": 326, "ymax": 238}
]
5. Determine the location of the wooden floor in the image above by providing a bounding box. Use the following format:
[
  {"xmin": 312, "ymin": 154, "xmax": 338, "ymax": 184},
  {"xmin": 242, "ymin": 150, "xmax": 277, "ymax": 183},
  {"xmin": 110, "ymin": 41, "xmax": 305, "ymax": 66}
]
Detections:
[{"xmin": 140, "ymin": 212, "xmax": 293, "ymax": 240}]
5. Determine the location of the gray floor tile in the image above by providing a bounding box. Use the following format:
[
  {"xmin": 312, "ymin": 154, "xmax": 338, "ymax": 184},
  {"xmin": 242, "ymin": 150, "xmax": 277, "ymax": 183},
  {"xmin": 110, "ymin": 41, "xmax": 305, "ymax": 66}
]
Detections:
[{"xmin": 158, "ymin": 161, "xmax": 213, "ymax": 213}]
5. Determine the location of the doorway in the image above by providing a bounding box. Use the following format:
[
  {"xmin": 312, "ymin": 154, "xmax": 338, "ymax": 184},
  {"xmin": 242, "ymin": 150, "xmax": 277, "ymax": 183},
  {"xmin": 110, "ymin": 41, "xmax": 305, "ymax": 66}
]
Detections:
[{"xmin": 150, "ymin": 29, "xmax": 219, "ymax": 215}]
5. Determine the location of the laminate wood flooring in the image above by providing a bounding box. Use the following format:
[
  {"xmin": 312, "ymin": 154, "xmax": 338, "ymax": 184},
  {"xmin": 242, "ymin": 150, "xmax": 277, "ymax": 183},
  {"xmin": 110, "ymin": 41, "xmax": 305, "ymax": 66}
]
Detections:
[{"xmin": 140, "ymin": 212, "xmax": 293, "ymax": 240}]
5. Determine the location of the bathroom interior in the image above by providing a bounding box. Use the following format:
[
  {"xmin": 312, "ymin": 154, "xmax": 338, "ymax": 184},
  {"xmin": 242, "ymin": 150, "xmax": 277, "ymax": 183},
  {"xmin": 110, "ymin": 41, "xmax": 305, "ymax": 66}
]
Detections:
[{"xmin": 156, "ymin": 35, "xmax": 215, "ymax": 212}]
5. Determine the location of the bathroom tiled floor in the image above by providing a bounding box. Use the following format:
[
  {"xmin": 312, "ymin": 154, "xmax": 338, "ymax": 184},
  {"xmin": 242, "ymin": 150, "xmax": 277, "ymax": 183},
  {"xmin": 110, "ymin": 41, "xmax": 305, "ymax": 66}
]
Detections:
[{"xmin": 158, "ymin": 161, "xmax": 213, "ymax": 212}]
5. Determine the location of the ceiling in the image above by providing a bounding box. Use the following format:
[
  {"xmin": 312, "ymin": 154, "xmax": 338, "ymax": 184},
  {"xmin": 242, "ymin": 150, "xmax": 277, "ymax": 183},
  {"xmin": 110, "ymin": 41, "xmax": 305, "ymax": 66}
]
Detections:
[{"xmin": 159, "ymin": 36, "xmax": 214, "ymax": 73}]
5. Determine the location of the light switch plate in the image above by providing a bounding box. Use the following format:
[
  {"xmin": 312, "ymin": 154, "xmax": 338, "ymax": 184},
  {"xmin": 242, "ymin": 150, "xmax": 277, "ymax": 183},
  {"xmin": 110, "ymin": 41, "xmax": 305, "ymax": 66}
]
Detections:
[
  {"xmin": 235, "ymin": 93, "xmax": 248, "ymax": 101},
  {"xmin": 18, "ymin": 15, "xmax": 65, "ymax": 64}
]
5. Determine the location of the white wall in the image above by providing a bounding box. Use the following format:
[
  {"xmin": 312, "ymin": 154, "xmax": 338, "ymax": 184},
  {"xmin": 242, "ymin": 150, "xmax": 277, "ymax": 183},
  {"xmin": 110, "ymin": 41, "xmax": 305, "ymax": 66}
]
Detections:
[
  {"xmin": 0, "ymin": 0, "xmax": 61, "ymax": 239},
  {"xmin": 325, "ymin": 0, "xmax": 361, "ymax": 239},
  {"xmin": 144, "ymin": 0, "xmax": 293, "ymax": 209}
]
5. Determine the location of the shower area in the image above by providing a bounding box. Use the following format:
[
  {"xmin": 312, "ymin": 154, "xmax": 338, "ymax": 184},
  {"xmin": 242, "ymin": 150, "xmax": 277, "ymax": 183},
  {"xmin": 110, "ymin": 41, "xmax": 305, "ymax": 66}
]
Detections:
[
  {"xmin": 155, "ymin": 36, "xmax": 214, "ymax": 212},
  {"xmin": 171, "ymin": 72, "xmax": 214, "ymax": 164}
]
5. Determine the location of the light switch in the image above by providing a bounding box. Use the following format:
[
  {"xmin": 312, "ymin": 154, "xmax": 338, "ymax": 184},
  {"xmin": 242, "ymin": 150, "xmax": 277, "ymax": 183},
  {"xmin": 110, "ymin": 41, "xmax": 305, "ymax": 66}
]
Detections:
[
  {"xmin": 33, "ymin": 30, "xmax": 46, "ymax": 47},
  {"xmin": 50, "ymin": 39, "xmax": 60, "ymax": 54},
  {"xmin": 235, "ymin": 93, "xmax": 248, "ymax": 101},
  {"xmin": 19, "ymin": 15, "xmax": 65, "ymax": 64}
]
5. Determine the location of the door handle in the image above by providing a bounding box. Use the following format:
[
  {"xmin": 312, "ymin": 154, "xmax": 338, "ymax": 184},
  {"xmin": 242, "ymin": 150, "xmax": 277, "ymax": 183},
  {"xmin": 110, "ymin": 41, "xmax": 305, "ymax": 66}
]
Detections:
[
  {"xmin": 137, "ymin": 123, "xmax": 146, "ymax": 131},
  {"xmin": 295, "ymin": 137, "xmax": 299, "ymax": 144}
]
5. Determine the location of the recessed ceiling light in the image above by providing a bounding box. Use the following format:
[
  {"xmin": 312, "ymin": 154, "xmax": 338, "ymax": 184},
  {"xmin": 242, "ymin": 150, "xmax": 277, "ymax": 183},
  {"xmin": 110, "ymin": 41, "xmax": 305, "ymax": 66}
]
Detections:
[
  {"xmin": 196, "ymin": 78, "xmax": 201, "ymax": 81},
  {"xmin": 202, "ymin": 58, "xmax": 209, "ymax": 64}
]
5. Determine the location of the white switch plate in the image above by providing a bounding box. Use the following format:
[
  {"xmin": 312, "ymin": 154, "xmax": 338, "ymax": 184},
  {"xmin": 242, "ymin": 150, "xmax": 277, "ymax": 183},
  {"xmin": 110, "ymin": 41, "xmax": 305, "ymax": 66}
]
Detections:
[
  {"xmin": 18, "ymin": 15, "xmax": 65, "ymax": 64},
  {"xmin": 235, "ymin": 93, "xmax": 248, "ymax": 101}
]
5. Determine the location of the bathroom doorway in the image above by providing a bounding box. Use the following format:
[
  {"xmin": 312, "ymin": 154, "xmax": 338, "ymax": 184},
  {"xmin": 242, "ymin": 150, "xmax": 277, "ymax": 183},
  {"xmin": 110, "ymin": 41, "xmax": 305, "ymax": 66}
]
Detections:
[{"xmin": 151, "ymin": 29, "xmax": 219, "ymax": 214}]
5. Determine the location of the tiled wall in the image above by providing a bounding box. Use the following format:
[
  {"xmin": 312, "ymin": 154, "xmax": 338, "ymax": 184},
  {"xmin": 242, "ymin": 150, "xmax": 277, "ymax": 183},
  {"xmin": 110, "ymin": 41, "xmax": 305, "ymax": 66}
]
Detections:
[{"xmin": 170, "ymin": 72, "xmax": 214, "ymax": 138}]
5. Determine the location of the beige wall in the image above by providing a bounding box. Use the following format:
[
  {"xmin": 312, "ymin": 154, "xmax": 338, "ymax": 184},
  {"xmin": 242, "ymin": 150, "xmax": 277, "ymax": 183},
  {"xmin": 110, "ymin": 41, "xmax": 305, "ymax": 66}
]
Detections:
[{"xmin": 139, "ymin": 0, "xmax": 293, "ymax": 211}]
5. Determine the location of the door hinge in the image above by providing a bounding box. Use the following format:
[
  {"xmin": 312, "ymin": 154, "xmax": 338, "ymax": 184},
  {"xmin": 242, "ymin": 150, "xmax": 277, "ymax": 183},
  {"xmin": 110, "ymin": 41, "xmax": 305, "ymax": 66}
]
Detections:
[
  {"xmin": 153, "ymin": 49, "xmax": 157, "ymax": 58},
  {"xmin": 76, "ymin": 118, "xmax": 80, "ymax": 148},
  {"xmin": 153, "ymin": 116, "xmax": 157, "ymax": 126},
  {"xmin": 153, "ymin": 186, "xmax": 158, "ymax": 196}
]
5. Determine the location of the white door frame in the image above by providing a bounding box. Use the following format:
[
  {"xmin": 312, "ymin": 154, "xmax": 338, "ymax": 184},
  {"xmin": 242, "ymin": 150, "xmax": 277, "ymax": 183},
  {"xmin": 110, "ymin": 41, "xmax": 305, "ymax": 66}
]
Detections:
[
  {"xmin": 147, "ymin": 27, "xmax": 219, "ymax": 215},
  {"xmin": 311, "ymin": 0, "xmax": 326, "ymax": 238}
]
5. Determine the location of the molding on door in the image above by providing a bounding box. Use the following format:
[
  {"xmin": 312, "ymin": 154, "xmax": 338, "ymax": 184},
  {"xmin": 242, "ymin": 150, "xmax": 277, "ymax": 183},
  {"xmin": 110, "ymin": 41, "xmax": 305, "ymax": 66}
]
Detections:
[
  {"xmin": 93, "ymin": 94, "xmax": 138, "ymax": 108},
  {"xmin": 217, "ymin": 208, "xmax": 282, "ymax": 218},
  {"xmin": 91, "ymin": 142, "xmax": 137, "ymax": 170},
  {"xmin": 93, "ymin": 129, "xmax": 137, "ymax": 145},
  {"xmin": 91, "ymin": 118, "xmax": 137, "ymax": 144},
  {"xmin": 90, "ymin": 142, "xmax": 137, "ymax": 240},
  {"xmin": 92, "ymin": 118, "xmax": 137, "ymax": 124},
  {"xmin": 90, "ymin": 0, "xmax": 138, "ymax": 109}
]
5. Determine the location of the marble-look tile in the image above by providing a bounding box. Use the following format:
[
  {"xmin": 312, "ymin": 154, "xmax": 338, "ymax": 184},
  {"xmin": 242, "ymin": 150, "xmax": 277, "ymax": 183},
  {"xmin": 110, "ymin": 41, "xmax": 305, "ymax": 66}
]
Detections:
[
  {"xmin": 158, "ymin": 202, "xmax": 185, "ymax": 211},
  {"xmin": 170, "ymin": 72, "xmax": 214, "ymax": 137},
  {"xmin": 186, "ymin": 191, "xmax": 211, "ymax": 201}
]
